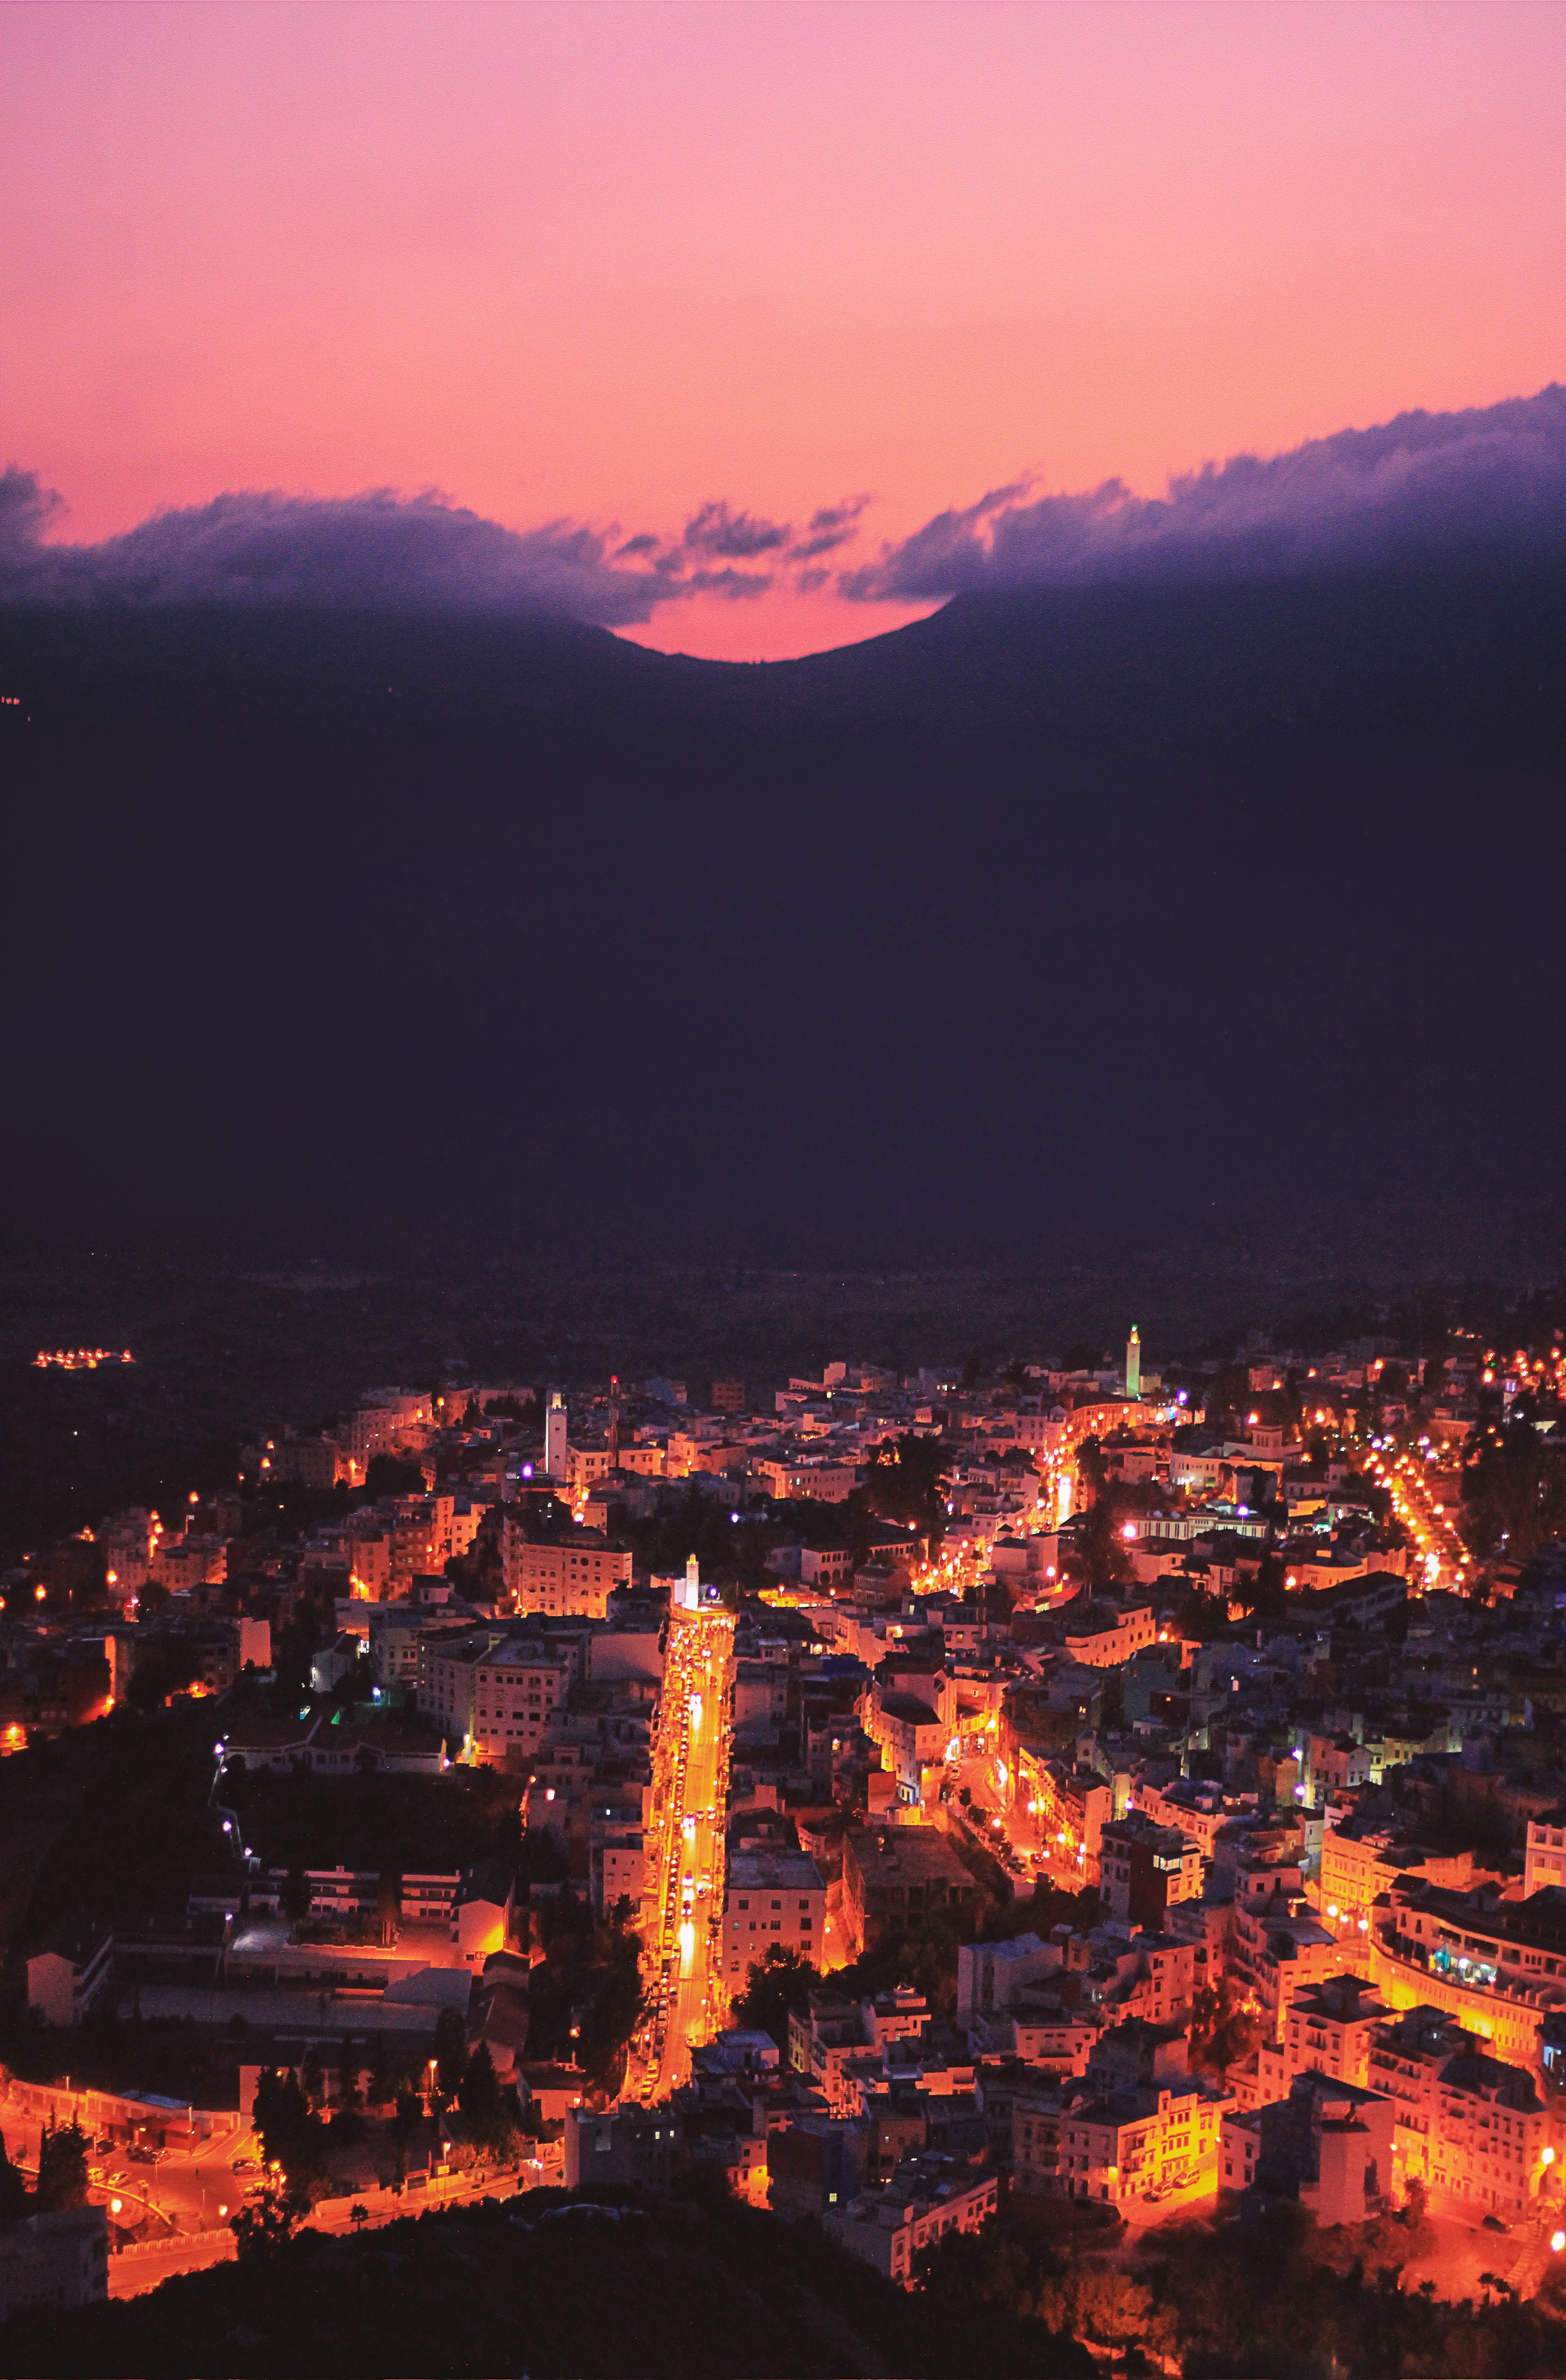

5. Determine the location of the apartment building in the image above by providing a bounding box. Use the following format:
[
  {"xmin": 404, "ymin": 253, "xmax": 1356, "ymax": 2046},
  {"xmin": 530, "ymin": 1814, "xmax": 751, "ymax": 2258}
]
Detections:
[
  {"xmin": 1063, "ymin": 1600, "xmax": 1160, "ymax": 1668},
  {"xmin": 1367, "ymin": 2005, "xmax": 1551, "ymax": 2222},
  {"xmin": 1525, "ymin": 1808, "xmax": 1566, "ymax": 1896},
  {"xmin": 1134, "ymin": 1779, "xmax": 1229, "ymax": 1864},
  {"xmin": 502, "ymin": 1517, "xmax": 631, "ymax": 1618},
  {"xmin": 1222, "ymin": 2072, "xmax": 1395, "ymax": 2224},
  {"xmin": 824, "ymin": 2162, "xmax": 998, "ymax": 2285},
  {"xmin": 753, "ymin": 1458, "xmax": 859, "ymax": 1504},
  {"xmin": 1262, "ymin": 1972, "xmax": 1392, "ymax": 2096},
  {"xmin": 1318, "ymin": 1822, "xmax": 1488, "ymax": 1935},
  {"xmin": 867, "ymin": 1691, "xmax": 946, "ymax": 1803},
  {"xmin": 347, "ymin": 1391, "xmax": 433, "ymax": 1461},
  {"xmin": 1370, "ymin": 1881, "xmax": 1566, "ymax": 2073},
  {"xmin": 1228, "ymin": 1852, "xmax": 1340, "ymax": 2041},
  {"xmin": 724, "ymin": 1847, "xmax": 827, "ymax": 1987},
  {"xmin": 1056, "ymin": 2025, "xmax": 1227, "ymax": 2207},
  {"xmin": 1098, "ymin": 1816, "xmax": 1204, "ymax": 1929},
  {"xmin": 840, "ymin": 1826, "xmax": 978, "ymax": 1960},
  {"xmin": 416, "ymin": 1632, "xmax": 572, "ymax": 1764},
  {"xmin": 0, "ymin": 2208, "xmax": 109, "ymax": 2320},
  {"xmin": 1022, "ymin": 1758, "xmax": 1112, "ymax": 1887}
]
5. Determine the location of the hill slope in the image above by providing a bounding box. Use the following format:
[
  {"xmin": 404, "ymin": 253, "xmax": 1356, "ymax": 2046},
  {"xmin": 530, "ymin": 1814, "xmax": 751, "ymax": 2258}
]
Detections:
[
  {"xmin": 0, "ymin": 2190, "xmax": 1093, "ymax": 2379},
  {"xmin": 3, "ymin": 567, "xmax": 1563, "ymax": 1264}
]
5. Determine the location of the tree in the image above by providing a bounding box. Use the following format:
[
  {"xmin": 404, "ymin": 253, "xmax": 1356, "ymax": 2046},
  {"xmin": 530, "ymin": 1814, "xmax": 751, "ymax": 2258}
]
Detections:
[
  {"xmin": 458, "ymin": 2040, "xmax": 515, "ymax": 2154},
  {"xmin": 231, "ymin": 2174, "xmax": 308, "ymax": 2263},
  {"xmin": 332, "ymin": 1652, "xmax": 374, "ymax": 1708},
  {"xmin": 1461, "ymin": 1419, "xmax": 1566, "ymax": 1568},
  {"xmin": 1035, "ymin": 2265, "xmax": 1177, "ymax": 2366},
  {"xmin": 1062, "ymin": 1474, "xmax": 1157, "ymax": 1591},
  {"xmin": 364, "ymin": 1454, "xmax": 426, "ymax": 1498},
  {"xmin": 34, "ymin": 2119, "xmax": 90, "ymax": 2212},
  {"xmin": 127, "ymin": 1641, "xmax": 200, "ymax": 1712},
  {"xmin": 367, "ymin": 2031, "xmax": 393, "ymax": 2112},
  {"xmin": 251, "ymin": 2066, "xmax": 319, "ymax": 2178},
  {"xmin": 0, "ymin": 2129, "xmax": 29, "ymax": 2222},
  {"xmin": 349, "ymin": 2201, "xmax": 370, "ymax": 2234},
  {"xmin": 1190, "ymin": 1972, "xmax": 1263, "ymax": 2077},
  {"xmin": 732, "ymin": 1944, "xmax": 820, "ymax": 2051},
  {"xmin": 392, "ymin": 2084, "xmax": 425, "ymax": 2191},
  {"xmin": 860, "ymin": 1433, "xmax": 950, "ymax": 1545},
  {"xmin": 1074, "ymin": 1435, "xmax": 1108, "ymax": 1505},
  {"xmin": 338, "ymin": 2033, "xmax": 361, "ymax": 2112},
  {"xmin": 575, "ymin": 1936, "xmax": 645, "ymax": 2098},
  {"xmin": 431, "ymin": 2006, "xmax": 468, "ymax": 2111},
  {"xmin": 282, "ymin": 1865, "xmax": 310, "ymax": 1924},
  {"xmin": 301, "ymin": 2043, "xmax": 326, "ymax": 2112}
]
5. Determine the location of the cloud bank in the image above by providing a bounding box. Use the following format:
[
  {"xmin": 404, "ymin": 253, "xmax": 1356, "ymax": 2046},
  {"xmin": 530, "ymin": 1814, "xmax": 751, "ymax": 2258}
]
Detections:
[
  {"xmin": 3, "ymin": 387, "xmax": 1563, "ymax": 628},
  {"xmin": 0, "ymin": 471, "xmax": 871, "ymax": 626},
  {"xmin": 844, "ymin": 386, "xmax": 1566, "ymax": 602}
]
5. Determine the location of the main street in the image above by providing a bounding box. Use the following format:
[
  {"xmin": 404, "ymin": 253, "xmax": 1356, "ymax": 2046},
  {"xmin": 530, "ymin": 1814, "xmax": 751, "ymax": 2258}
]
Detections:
[
  {"xmin": 629, "ymin": 1578, "xmax": 736, "ymax": 2103},
  {"xmin": 1360, "ymin": 1438, "xmax": 1471, "ymax": 1591}
]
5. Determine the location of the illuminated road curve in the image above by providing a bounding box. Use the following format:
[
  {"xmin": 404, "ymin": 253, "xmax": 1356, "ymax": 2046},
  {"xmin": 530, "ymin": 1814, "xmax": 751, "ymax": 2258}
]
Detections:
[{"xmin": 629, "ymin": 1587, "xmax": 736, "ymax": 2103}]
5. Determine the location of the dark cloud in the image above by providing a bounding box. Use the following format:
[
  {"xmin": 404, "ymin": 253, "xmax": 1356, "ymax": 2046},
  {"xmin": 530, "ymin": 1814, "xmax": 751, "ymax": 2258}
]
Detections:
[
  {"xmin": 684, "ymin": 565, "xmax": 773, "ymax": 598},
  {"xmin": 0, "ymin": 466, "xmax": 875, "ymax": 625},
  {"xmin": 681, "ymin": 500, "xmax": 790, "ymax": 559},
  {"xmin": 0, "ymin": 473, "xmax": 683, "ymax": 626},
  {"xmin": 0, "ymin": 472, "xmax": 798, "ymax": 624},
  {"xmin": 13, "ymin": 386, "xmax": 1550, "ymax": 636},
  {"xmin": 793, "ymin": 494, "xmax": 871, "ymax": 559},
  {"xmin": 841, "ymin": 387, "xmax": 1566, "ymax": 601}
]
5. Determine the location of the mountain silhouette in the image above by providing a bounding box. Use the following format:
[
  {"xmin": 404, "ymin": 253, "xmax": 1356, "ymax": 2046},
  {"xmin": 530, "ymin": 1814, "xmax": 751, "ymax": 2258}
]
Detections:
[{"xmin": 4, "ymin": 565, "xmax": 1563, "ymax": 1264}]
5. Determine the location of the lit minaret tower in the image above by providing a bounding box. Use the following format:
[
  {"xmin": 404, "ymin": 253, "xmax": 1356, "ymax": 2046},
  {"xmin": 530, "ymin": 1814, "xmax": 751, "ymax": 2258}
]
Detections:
[
  {"xmin": 1126, "ymin": 1325, "xmax": 1141, "ymax": 1399},
  {"xmin": 544, "ymin": 1390, "xmax": 568, "ymax": 1483}
]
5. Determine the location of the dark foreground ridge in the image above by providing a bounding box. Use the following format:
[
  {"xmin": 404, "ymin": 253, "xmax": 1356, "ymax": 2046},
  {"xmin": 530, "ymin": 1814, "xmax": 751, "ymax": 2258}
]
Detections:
[
  {"xmin": 4, "ymin": 564, "xmax": 1564, "ymax": 1262},
  {"xmin": 0, "ymin": 2186, "xmax": 1092, "ymax": 2379}
]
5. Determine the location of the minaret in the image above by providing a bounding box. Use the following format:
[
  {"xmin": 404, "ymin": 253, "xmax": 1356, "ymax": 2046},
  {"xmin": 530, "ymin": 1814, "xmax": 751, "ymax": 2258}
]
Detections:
[
  {"xmin": 1126, "ymin": 1325, "xmax": 1141, "ymax": 1400},
  {"xmin": 544, "ymin": 1390, "xmax": 568, "ymax": 1483}
]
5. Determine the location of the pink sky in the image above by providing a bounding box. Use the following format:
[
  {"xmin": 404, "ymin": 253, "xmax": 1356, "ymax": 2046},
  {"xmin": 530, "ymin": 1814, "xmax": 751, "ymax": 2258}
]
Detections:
[{"xmin": 3, "ymin": 0, "xmax": 1563, "ymax": 659}]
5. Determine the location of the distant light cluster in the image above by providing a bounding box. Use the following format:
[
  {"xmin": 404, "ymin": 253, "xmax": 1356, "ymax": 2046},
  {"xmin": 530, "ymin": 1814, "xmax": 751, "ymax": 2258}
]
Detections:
[{"xmin": 32, "ymin": 1346, "xmax": 135, "ymax": 1370}]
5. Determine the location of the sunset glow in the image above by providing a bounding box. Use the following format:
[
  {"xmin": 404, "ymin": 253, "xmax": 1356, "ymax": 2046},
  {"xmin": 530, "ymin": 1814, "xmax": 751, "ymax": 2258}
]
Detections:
[{"xmin": 4, "ymin": 0, "xmax": 1563, "ymax": 657}]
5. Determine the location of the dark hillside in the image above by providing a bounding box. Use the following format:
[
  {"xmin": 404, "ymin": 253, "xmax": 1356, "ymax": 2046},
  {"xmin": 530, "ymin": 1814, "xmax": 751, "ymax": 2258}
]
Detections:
[
  {"xmin": 3, "ymin": 568, "xmax": 1563, "ymax": 1265},
  {"xmin": 0, "ymin": 2187, "xmax": 1093, "ymax": 2378}
]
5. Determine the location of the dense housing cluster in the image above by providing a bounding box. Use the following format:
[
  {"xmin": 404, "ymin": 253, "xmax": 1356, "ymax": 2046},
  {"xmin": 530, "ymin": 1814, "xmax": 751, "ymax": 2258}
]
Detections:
[{"xmin": 2, "ymin": 1309, "xmax": 1564, "ymax": 2324}]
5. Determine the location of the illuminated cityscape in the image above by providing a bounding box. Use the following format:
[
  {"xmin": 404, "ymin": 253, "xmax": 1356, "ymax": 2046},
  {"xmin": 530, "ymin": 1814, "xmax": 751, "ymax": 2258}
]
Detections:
[
  {"xmin": 2, "ymin": 1304, "xmax": 1565, "ymax": 2366},
  {"xmin": 1, "ymin": 2, "xmax": 1563, "ymax": 2363}
]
